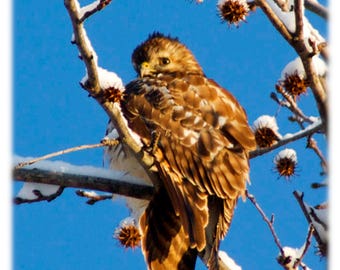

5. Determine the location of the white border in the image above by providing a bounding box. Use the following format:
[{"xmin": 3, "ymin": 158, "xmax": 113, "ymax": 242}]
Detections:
[{"xmin": 1, "ymin": 1, "xmax": 12, "ymax": 270}]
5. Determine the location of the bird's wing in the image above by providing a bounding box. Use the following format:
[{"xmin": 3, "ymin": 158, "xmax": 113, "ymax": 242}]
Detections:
[{"xmin": 122, "ymin": 73, "xmax": 255, "ymax": 263}]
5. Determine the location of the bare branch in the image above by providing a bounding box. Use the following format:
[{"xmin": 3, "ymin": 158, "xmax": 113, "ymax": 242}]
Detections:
[
  {"xmin": 275, "ymin": 84, "xmax": 314, "ymax": 124},
  {"xmin": 246, "ymin": 191, "xmax": 285, "ymax": 256},
  {"xmin": 305, "ymin": 0, "xmax": 328, "ymax": 19},
  {"xmin": 293, "ymin": 191, "xmax": 327, "ymax": 256},
  {"xmin": 75, "ymin": 190, "xmax": 113, "ymax": 205},
  {"xmin": 306, "ymin": 137, "xmax": 328, "ymax": 174},
  {"xmin": 15, "ymin": 142, "xmax": 114, "ymax": 169},
  {"xmin": 64, "ymin": 0, "xmax": 101, "ymax": 94},
  {"xmin": 293, "ymin": 225, "xmax": 314, "ymax": 268},
  {"xmin": 14, "ymin": 186, "xmax": 65, "ymax": 204},
  {"xmin": 294, "ymin": 0, "xmax": 305, "ymax": 41},
  {"xmin": 79, "ymin": 0, "xmax": 112, "ymax": 22},
  {"xmin": 300, "ymin": 57, "xmax": 328, "ymax": 129},
  {"xmin": 255, "ymin": 0, "xmax": 293, "ymax": 43}
]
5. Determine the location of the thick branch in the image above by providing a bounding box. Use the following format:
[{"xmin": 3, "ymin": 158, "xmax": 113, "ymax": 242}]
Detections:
[
  {"xmin": 14, "ymin": 167, "xmax": 154, "ymax": 200},
  {"xmin": 64, "ymin": 0, "xmax": 100, "ymax": 93}
]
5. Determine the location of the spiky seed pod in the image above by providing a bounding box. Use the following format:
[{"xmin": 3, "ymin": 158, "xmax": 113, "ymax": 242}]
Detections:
[
  {"xmin": 114, "ymin": 217, "xmax": 141, "ymax": 249},
  {"xmin": 253, "ymin": 115, "xmax": 281, "ymax": 148},
  {"xmin": 101, "ymin": 86, "xmax": 124, "ymax": 103},
  {"xmin": 274, "ymin": 149, "xmax": 297, "ymax": 179},
  {"xmin": 217, "ymin": 0, "xmax": 249, "ymax": 27},
  {"xmin": 280, "ymin": 71, "xmax": 309, "ymax": 101}
]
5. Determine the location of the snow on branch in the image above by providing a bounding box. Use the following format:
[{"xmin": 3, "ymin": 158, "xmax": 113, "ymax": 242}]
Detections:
[
  {"xmin": 250, "ymin": 119, "xmax": 323, "ymax": 158},
  {"xmin": 293, "ymin": 191, "xmax": 327, "ymax": 257},
  {"xmin": 79, "ymin": 0, "xmax": 112, "ymax": 22},
  {"xmin": 13, "ymin": 155, "xmax": 154, "ymax": 202},
  {"xmin": 255, "ymin": 0, "xmax": 328, "ymax": 127},
  {"xmin": 64, "ymin": 0, "xmax": 158, "ymax": 186},
  {"xmin": 247, "ymin": 191, "xmax": 314, "ymax": 269}
]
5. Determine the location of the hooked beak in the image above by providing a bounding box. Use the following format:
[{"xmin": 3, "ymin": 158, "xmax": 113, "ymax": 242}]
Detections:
[{"xmin": 139, "ymin": 61, "xmax": 156, "ymax": 78}]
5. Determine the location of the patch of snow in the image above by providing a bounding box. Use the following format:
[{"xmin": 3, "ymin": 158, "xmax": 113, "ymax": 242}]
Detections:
[
  {"xmin": 13, "ymin": 155, "xmax": 152, "ymax": 187},
  {"xmin": 218, "ymin": 251, "xmax": 242, "ymax": 270},
  {"xmin": 281, "ymin": 57, "xmax": 327, "ymax": 79},
  {"xmin": 274, "ymin": 148, "xmax": 297, "ymax": 163},
  {"xmin": 16, "ymin": 182, "xmax": 60, "ymax": 200}
]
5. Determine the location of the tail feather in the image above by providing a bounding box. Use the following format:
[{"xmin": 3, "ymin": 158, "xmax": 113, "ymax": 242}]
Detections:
[{"xmin": 140, "ymin": 187, "xmax": 198, "ymax": 270}]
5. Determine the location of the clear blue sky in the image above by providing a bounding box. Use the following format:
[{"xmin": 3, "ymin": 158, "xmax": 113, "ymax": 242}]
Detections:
[{"xmin": 12, "ymin": 0, "xmax": 330, "ymax": 269}]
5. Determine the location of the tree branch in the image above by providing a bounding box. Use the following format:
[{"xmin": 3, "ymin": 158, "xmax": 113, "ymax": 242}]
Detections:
[
  {"xmin": 64, "ymin": 0, "xmax": 158, "ymax": 186},
  {"xmin": 79, "ymin": 0, "xmax": 112, "ymax": 23},
  {"xmin": 306, "ymin": 136, "xmax": 328, "ymax": 174},
  {"xmin": 274, "ymin": 84, "xmax": 315, "ymax": 125},
  {"xmin": 15, "ymin": 142, "xmax": 113, "ymax": 169},
  {"xmin": 293, "ymin": 225, "xmax": 314, "ymax": 268},
  {"xmin": 255, "ymin": 0, "xmax": 328, "ymax": 131},
  {"xmin": 14, "ymin": 166, "xmax": 154, "ymax": 200},
  {"xmin": 305, "ymin": 0, "xmax": 328, "ymax": 19},
  {"xmin": 246, "ymin": 192, "xmax": 285, "ymax": 256},
  {"xmin": 255, "ymin": 0, "xmax": 293, "ymax": 44},
  {"xmin": 293, "ymin": 191, "xmax": 327, "ymax": 256},
  {"xmin": 249, "ymin": 120, "xmax": 323, "ymax": 158}
]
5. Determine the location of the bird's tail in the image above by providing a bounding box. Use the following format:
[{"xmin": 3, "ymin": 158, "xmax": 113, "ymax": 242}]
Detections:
[{"xmin": 140, "ymin": 187, "xmax": 198, "ymax": 270}]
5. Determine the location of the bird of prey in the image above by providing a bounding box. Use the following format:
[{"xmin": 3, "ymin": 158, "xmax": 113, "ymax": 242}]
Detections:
[{"xmin": 106, "ymin": 32, "xmax": 256, "ymax": 270}]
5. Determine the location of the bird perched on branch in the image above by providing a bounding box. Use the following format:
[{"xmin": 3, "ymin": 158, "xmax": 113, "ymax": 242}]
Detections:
[{"xmin": 107, "ymin": 32, "xmax": 255, "ymax": 270}]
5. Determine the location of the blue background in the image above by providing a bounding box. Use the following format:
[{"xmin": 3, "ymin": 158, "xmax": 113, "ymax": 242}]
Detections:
[{"xmin": 13, "ymin": 1, "xmax": 328, "ymax": 269}]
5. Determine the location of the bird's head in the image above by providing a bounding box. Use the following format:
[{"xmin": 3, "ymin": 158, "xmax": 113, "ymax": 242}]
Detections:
[{"xmin": 131, "ymin": 32, "xmax": 204, "ymax": 78}]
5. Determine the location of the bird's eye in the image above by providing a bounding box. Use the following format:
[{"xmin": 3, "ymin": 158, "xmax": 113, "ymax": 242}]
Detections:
[{"xmin": 159, "ymin": 57, "xmax": 170, "ymax": 65}]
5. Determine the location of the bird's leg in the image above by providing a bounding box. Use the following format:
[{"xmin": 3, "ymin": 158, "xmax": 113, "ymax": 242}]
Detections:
[{"xmin": 146, "ymin": 130, "xmax": 161, "ymax": 154}]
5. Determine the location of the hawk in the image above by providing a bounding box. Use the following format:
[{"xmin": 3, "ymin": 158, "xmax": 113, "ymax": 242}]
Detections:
[{"xmin": 106, "ymin": 32, "xmax": 256, "ymax": 270}]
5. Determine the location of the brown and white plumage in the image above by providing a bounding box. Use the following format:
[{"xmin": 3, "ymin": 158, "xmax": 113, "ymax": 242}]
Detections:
[{"xmin": 114, "ymin": 32, "xmax": 255, "ymax": 269}]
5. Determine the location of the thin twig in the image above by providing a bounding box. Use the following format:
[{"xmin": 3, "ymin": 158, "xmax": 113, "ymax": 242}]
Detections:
[
  {"xmin": 14, "ymin": 186, "xmax": 65, "ymax": 204},
  {"xmin": 292, "ymin": 191, "xmax": 327, "ymax": 256},
  {"xmin": 293, "ymin": 225, "xmax": 314, "ymax": 268},
  {"xmin": 306, "ymin": 136, "xmax": 328, "ymax": 174},
  {"xmin": 75, "ymin": 190, "xmax": 113, "ymax": 205},
  {"xmin": 14, "ymin": 140, "xmax": 119, "ymax": 169},
  {"xmin": 275, "ymin": 84, "xmax": 314, "ymax": 124},
  {"xmin": 246, "ymin": 191, "xmax": 285, "ymax": 256},
  {"xmin": 79, "ymin": 0, "xmax": 112, "ymax": 22},
  {"xmin": 14, "ymin": 142, "xmax": 110, "ymax": 169}
]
